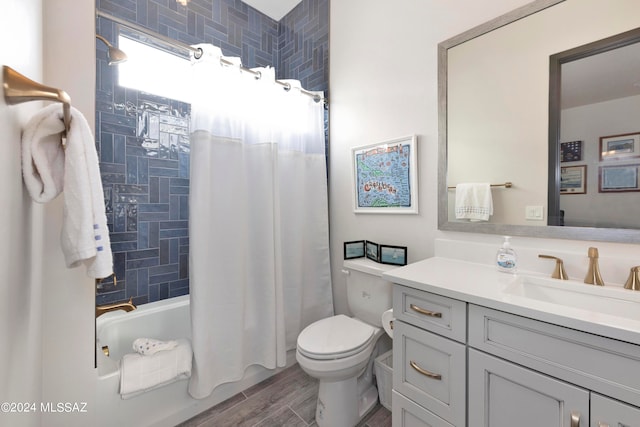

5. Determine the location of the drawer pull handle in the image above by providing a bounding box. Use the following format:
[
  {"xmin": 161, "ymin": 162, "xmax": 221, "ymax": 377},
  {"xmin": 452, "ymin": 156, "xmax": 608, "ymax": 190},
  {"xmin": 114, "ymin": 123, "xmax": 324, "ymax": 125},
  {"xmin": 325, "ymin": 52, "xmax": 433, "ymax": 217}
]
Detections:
[
  {"xmin": 597, "ymin": 423, "xmax": 610, "ymax": 427},
  {"xmin": 409, "ymin": 360, "xmax": 442, "ymax": 380},
  {"xmin": 410, "ymin": 304, "xmax": 442, "ymax": 318},
  {"xmin": 570, "ymin": 412, "xmax": 580, "ymax": 427}
]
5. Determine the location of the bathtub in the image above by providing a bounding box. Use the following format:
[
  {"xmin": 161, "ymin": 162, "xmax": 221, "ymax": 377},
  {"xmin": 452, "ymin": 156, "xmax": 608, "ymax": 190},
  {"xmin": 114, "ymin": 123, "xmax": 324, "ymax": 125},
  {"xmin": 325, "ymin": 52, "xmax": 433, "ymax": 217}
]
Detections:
[{"xmin": 95, "ymin": 294, "xmax": 296, "ymax": 427}]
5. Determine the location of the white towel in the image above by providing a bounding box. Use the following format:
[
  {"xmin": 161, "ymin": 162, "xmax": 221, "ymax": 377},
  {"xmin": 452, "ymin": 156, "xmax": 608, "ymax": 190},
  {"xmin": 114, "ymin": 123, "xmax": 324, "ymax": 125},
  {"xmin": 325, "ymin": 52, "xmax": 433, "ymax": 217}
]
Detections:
[
  {"xmin": 454, "ymin": 183, "xmax": 493, "ymax": 221},
  {"xmin": 120, "ymin": 338, "xmax": 193, "ymax": 399},
  {"xmin": 132, "ymin": 338, "xmax": 178, "ymax": 356},
  {"xmin": 21, "ymin": 104, "xmax": 113, "ymax": 279}
]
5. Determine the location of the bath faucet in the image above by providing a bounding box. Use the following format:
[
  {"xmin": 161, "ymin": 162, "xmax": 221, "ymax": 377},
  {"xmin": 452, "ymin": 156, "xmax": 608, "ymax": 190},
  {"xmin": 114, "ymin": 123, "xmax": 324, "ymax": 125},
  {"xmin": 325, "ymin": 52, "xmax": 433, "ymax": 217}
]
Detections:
[
  {"xmin": 584, "ymin": 247, "xmax": 604, "ymax": 286},
  {"xmin": 96, "ymin": 297, "xmax": 137, "ymax": 318},
  {"xmin": 538, "ymin": 254, "xmax": 568, "ymax": 280}
]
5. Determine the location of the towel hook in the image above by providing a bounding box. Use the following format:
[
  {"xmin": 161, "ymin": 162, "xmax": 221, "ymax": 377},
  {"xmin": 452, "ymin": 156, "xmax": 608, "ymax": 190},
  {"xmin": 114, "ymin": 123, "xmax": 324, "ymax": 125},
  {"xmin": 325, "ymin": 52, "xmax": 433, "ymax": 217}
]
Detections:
[{"xmin": 3, "ymin": 65, "xmax": 71, "ymax": 137}]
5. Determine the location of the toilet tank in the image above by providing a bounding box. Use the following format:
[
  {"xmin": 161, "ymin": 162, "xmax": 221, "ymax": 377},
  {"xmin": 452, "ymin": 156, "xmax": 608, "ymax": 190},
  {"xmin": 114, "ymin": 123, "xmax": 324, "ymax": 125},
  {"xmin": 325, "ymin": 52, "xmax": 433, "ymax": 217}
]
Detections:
[{"xmin": 343, "ymin": 258, "xmax": 396, "ymax": 327}]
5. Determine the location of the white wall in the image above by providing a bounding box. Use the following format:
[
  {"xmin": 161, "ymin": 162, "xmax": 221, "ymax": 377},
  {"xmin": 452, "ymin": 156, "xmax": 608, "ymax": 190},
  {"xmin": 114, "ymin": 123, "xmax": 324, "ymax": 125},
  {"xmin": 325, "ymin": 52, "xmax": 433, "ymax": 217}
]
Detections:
[
  {"xmin": 0, "ymin": 2, "xmax": 44, "ymax": 426},
  {"xmin": 329, "ymin": 0, "xmax": 640, "ymax": 315},
  {"xmin": 40, "ymin": 1, "xmax": 97, "ymax": 426},
  {"xmin": 0, "ymin": 2, "xmax": 95, "ymax": 426},
  {"xmin": 329, "ymin": 0, "xmax": 534, "ymax": 314}
]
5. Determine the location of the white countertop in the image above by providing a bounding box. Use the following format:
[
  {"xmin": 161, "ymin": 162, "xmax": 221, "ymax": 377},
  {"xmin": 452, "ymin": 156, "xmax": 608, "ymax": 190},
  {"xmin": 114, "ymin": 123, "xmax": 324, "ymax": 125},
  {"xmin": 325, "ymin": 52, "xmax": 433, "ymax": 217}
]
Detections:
[{"xmin": 383, "ymin": 257, "xmax": 640, "ymax": 346}]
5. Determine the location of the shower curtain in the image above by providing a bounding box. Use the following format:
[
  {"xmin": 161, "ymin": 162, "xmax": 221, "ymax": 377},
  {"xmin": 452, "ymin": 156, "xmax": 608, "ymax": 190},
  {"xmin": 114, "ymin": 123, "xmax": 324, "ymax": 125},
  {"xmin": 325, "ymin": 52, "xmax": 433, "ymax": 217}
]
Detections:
[{"xmin": 187, "ymin": 45, "xmax": 333, "ymax": 399}]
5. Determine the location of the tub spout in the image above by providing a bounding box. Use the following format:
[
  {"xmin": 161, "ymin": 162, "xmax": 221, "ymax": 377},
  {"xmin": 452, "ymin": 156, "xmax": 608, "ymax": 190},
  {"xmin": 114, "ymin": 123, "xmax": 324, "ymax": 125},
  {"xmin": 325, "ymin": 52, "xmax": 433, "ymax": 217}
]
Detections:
[{"xmin": 96, "ymin": 297, "xmax": 136, "ymax": 318}]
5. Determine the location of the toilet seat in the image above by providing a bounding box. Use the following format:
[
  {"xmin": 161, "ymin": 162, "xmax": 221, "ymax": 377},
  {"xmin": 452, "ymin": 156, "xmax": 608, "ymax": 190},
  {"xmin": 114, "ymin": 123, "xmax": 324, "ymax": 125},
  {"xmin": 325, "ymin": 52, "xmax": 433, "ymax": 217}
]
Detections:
[{"xmin": 297, "ymin": 314, "xmax": 377, "ymax": 360}]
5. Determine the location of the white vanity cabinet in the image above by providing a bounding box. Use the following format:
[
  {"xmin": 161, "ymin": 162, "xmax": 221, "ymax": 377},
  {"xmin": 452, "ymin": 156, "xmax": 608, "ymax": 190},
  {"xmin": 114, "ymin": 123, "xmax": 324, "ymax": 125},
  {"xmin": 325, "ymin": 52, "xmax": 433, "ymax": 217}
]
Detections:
[
  {"xmin": 468, "ymin": 304, "xmax": 640, "ymax": 427},
  {"xmin": 388, "ymin": 276, "xmax": 640, "ymax": 427},
  {"xmin": 392, "ymin": 285, "xmax": 467, "ymax": 427},
  {"xmin": 468, "ymin": 348, "xmax": 589, "ymax": 426}
]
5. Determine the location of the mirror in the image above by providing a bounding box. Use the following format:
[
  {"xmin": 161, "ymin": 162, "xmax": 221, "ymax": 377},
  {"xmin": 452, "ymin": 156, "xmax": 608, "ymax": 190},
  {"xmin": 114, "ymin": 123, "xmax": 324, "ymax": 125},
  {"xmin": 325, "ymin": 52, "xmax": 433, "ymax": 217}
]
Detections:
[
  {"xmin": 439, "ymin": 0, "xmax": 640, "ymax": 243},
  {"xmin": 549, "ymin": 29, "xmax": 640, "ymax": 229}
]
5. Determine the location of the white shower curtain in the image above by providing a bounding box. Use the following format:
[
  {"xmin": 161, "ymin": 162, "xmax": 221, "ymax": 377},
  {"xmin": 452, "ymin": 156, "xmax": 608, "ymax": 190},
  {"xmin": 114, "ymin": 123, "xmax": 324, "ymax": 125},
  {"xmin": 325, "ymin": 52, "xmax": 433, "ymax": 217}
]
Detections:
[{"xmin": 187, "ymin": 45, "xmax": 333, "ymax": 399}]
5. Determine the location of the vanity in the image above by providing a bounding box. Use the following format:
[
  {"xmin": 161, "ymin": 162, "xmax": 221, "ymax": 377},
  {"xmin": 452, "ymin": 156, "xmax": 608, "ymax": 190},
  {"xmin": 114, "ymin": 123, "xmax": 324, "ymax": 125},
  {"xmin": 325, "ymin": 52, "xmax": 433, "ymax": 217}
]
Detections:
[{"xmin": 384, "ymin": 257, "xmax": 640, "ymax": 426}]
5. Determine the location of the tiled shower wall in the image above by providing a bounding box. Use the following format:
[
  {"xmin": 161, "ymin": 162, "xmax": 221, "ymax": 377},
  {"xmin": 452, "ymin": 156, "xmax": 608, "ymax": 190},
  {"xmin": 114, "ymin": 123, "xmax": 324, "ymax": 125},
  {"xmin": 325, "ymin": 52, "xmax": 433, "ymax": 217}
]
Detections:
[{"xmin": 95, "ymin": 0, "xmax": 328, "ymax": 306}]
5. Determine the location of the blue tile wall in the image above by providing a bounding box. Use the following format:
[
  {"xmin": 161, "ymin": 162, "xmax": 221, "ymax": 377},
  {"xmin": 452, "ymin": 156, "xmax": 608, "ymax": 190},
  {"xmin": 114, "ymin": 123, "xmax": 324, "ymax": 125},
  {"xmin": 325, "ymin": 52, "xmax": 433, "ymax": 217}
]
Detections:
[{"xmin": 96, "ymin": 0, "xmax": 328, "ymax": 306}]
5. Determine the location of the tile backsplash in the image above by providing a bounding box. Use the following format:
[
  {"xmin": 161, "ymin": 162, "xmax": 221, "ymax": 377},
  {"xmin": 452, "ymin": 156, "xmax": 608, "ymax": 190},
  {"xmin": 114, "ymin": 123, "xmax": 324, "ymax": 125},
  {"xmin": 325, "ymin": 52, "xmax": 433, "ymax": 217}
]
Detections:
[{"xmin": 96, "ymin": 0, "xmax": 328, "ymax": 306}]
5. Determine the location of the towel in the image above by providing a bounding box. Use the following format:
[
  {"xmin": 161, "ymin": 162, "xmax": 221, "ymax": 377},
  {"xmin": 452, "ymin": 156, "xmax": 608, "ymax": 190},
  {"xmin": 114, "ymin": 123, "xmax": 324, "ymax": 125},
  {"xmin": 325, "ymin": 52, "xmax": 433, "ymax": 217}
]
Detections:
[
  {"xmin": 132, "ymin": 338, "xmax": 179, "ymax": 356},
  {"xmin": 21, "ymin": 104, "xmax": 113, "ymax": 279},
  {"xmin": 454, "ymin": 183, "xmax": 493, "ymax": 221},
  {"xmin": 120, "ymin": 338, "xmax": 193, "ymax": 399}
]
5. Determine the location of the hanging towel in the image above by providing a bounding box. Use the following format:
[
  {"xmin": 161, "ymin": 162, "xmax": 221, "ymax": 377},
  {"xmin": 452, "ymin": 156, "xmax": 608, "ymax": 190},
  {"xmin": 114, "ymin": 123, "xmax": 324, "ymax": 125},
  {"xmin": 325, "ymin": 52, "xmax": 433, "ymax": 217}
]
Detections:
[
  {"xmin": 454, "ymin": 183, "xmax": 493, "ymax": 221},
  {"xmin": 120, "ymin": 338, "xmax": 193, "ymax": 399},
  {"xmin": 21, "ymin": 104, "xmax": 113, "ymax": 279},
  {"xmin": 132, "ymin": 338, "xmax": 179, "ymax": 356}
]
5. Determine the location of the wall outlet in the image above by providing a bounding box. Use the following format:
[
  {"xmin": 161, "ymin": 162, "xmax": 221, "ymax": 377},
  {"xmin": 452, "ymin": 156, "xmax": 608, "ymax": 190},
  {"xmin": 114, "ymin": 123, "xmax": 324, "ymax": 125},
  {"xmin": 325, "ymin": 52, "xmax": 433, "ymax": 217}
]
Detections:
[{"xmin": 525, "ymin": 205, "xmax": 544, "ymax": 220}]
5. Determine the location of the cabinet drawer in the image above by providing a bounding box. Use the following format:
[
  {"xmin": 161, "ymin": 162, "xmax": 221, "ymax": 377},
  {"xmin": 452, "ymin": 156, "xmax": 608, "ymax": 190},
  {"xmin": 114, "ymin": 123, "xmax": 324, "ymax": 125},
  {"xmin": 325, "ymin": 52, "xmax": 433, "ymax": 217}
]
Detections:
[
  {"xmin": 393, "ymin": 285, "xmax": 466, "ymax": 342},
  {"xmin": 393, "ymin": 320, "xmax": 466, "ymax": 426},
  {"xmin": 591, "ymin": 393, "xmax": 640, "ymax": 427},
  {"xmin": 469, "ymin": 304, "xmax": 640, "ymax": 408},
  {"xmin": 392, "ymin": 390, "xmax": 455, "ymax": 427}
]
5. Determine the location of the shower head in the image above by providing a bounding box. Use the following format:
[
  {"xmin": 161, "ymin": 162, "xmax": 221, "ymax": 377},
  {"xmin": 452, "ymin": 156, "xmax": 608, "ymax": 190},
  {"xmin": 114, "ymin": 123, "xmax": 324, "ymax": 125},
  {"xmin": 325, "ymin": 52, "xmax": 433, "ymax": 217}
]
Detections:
[{"xmin": 95, "ymin": 34, "xmax": 128, "ymax": 66}]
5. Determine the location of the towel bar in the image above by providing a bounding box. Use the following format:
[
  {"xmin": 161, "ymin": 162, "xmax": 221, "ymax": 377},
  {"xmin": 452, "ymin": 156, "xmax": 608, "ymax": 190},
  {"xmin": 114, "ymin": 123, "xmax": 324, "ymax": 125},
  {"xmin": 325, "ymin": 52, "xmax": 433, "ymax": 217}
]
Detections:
[
  {"xmin": 2, "ymin": 65, "xmax": 71, "ymax": 137},
  {"xmin": 448, "ymin": 181, "xmax": 513, "ymax": 190}
]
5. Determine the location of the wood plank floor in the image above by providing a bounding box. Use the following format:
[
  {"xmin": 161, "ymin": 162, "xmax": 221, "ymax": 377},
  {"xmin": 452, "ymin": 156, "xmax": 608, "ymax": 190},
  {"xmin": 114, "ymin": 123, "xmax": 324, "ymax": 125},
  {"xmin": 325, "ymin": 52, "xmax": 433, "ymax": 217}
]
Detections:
[{"xmin": 178, "ymin": 363, "xmax": 391, "ymax": 427}]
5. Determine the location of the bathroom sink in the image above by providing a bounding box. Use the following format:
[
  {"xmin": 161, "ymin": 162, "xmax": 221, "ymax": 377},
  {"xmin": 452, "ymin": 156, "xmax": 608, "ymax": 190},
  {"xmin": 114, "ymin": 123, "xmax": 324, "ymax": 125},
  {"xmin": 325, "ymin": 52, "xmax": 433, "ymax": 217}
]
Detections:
[{"xmin": 505, "ymin": 275, "xmax": 640, "ymax": 322}]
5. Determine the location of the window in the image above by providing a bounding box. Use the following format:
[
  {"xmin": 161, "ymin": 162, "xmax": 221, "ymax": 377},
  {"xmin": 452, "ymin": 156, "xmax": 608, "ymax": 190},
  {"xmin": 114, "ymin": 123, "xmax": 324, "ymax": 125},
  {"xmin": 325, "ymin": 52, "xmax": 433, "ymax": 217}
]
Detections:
[{"xmin": 117, "ymin": 35, "xmax": 191, "ymax": 102}]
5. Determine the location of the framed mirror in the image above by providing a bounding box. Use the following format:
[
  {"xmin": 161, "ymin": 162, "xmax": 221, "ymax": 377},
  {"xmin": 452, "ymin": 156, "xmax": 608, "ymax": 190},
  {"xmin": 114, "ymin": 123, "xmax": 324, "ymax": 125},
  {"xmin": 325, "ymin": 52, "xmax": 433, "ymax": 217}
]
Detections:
[{"xmin": 438, "ymin": 0, "xmax": 640, "ymax": 243}]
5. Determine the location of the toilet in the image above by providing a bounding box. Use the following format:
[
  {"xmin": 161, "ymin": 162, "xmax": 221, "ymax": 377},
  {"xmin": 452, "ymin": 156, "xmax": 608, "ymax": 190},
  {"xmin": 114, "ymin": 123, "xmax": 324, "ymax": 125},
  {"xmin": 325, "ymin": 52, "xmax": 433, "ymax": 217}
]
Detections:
[{"xmin": 296, "ymin": 258, "xmax": 395, "ymax": 427}]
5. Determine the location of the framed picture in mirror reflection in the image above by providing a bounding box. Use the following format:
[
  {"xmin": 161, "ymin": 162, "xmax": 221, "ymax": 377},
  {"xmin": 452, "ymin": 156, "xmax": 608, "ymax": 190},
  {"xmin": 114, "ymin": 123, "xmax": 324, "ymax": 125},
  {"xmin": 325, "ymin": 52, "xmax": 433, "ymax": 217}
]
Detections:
[
  {"xmin": 600, "ymin": 132, "xmax": 640, "ymax": 161},
  {"xmin": 560, "ymin": 140, "xmax": 583, "ymax": 162},
  {"xmin": 560, "ymin": 165, "xmax": 586, "ymax": 195},
  {"xmin": 599, "ymin": 164, "xmax": 640, "ymax": 193}
]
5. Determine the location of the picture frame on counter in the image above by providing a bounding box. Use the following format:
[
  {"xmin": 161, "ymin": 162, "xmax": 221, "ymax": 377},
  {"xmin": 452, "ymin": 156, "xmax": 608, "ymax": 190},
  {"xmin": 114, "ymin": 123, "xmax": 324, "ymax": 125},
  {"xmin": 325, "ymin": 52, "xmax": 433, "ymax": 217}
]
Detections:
[
  {"xmin": 380, "ymin": 245, "xmax": 407, "ymax": 266},
  {"xmin": 343, "ymin": 240, "xmax": 366, "ymax": 259},
  {"xmin": 365, "ymin": 241, "xmax": 380, "ymax": 262}
]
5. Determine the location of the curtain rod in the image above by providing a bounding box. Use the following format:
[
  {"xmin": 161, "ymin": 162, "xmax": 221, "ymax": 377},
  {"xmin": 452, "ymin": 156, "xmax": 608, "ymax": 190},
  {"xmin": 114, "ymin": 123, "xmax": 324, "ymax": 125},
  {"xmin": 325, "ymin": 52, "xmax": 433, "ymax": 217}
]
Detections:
[{"xmin": 96, "ymin": 10, "xmax": 324, "ymax": 104}]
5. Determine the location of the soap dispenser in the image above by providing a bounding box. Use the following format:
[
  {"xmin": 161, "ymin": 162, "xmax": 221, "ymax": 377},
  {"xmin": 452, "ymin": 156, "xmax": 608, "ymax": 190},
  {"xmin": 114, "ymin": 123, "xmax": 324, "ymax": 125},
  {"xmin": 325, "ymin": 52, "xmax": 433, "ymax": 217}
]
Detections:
[{"xmin": 496, "ymin": 236, "xmax": 517, "ymax": 274}]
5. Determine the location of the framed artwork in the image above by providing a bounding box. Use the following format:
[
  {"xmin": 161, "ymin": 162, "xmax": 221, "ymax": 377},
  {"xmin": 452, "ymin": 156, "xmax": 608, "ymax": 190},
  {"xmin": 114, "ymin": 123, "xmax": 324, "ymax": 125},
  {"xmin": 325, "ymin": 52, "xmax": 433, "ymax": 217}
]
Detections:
[
  {"xmin": 600, "ymin": 132, "xmax": 640, "ymax": 161},
  {"xmin": 352, "ymin": 135, "xmax": 418, "ymax": 214},
  {"xmin": 560, "ymin": 140, "xmax": 583, "ymax": 162},
  {"xmin": 365, "ymin": 241, "xmax": 380, "ymax": 262},
  {"xmin": 599, "ymin": 164, "xmax": 640, "ymax": 193},
  {"xmin": 560, "ymin": 165, "xmax": 586, "ymax": 195},
  {"xmin": 343, "ymin": 240, "xmax": 365, "ymax": 259},
  {"xmin": 380, "ymin": 245, "xmax": 407, "ymax": 266}
]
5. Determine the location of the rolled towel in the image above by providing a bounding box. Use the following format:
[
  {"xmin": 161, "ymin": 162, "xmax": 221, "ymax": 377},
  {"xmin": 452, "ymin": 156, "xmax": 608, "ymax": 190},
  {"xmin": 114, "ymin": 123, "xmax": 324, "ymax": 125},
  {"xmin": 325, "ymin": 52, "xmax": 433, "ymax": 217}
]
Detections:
[
  {"xmin": 133, "ymin": 338, "xmax": 178, "ymax": 356},
  {"xmin": 120, "ymin": 338, "xmax": 192, "ymax": 399}
]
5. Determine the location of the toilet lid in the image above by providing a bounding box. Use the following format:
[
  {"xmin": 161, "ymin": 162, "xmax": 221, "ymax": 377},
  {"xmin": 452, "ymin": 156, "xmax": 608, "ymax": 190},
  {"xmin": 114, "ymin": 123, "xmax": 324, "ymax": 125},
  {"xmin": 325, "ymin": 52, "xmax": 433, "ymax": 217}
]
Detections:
[{"xmin": 297, "ymin": 314, "xmax": 377, "ymax": 360}]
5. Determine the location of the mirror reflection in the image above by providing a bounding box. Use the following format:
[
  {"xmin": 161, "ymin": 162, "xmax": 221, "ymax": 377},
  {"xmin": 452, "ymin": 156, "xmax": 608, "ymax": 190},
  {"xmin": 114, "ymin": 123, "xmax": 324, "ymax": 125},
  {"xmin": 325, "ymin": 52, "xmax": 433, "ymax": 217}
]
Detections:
[
  {"xmin": 440, "ymin": 0, "xmax": 640, "ymax": 243},
  {"xmin": 550, "ymin": 34, "xmax": 640, "ymax": 229}
]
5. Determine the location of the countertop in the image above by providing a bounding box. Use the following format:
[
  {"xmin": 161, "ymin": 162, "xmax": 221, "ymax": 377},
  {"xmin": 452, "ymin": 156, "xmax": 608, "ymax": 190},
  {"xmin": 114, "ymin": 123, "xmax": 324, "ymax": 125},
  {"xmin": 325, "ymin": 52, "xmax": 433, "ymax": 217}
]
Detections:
[{"xmin": 382, "ymin": 257, "xmax": 640, "ymax": 346}]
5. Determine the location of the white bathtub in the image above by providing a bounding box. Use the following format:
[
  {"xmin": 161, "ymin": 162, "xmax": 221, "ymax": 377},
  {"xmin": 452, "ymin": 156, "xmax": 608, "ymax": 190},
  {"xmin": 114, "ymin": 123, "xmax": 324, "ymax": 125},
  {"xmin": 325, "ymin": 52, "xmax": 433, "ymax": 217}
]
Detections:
[{"xmin": 95, "ymin": 294, "xmax": 296, "ymax": 427}]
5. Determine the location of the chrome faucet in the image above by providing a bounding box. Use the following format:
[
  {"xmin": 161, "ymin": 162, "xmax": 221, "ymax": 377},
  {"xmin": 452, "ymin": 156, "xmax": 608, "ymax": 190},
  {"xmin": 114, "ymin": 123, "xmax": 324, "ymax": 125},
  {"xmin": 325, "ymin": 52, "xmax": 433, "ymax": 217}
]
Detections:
[
  {"xmin": 538, "ymin": 254, "xmax": 569, "ymax": 280},
  {"xmin": 95, "ymin": 297, "xmax": 137, "ymax": 318},
  {"xmin": 584, "ymin": 247, "xmax": 604, "ymax": 286}
]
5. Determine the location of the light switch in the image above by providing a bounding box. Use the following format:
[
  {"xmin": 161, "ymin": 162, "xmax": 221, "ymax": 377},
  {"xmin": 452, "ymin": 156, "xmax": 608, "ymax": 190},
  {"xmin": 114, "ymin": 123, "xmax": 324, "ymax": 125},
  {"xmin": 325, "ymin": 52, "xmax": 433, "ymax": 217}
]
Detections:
[{"xmin": 525, "ymin": 205, "xmax": 544, "ymax": 220}]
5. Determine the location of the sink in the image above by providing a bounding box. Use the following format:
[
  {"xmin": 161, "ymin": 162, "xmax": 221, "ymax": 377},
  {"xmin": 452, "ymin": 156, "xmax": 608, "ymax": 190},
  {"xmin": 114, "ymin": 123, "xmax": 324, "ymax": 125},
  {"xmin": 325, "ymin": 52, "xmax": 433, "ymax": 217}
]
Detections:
[{"xmin": 505, "ymin": 275, "xmax": 640, "ymax": 322}]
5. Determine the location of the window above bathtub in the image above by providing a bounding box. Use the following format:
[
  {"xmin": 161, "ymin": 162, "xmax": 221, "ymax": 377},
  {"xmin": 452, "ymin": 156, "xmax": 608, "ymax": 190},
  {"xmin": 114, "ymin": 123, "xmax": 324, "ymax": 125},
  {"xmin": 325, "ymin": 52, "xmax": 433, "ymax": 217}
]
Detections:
[{"xmin": 117, "ymin": 31, "xmax": 190, "ymax": 102}]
